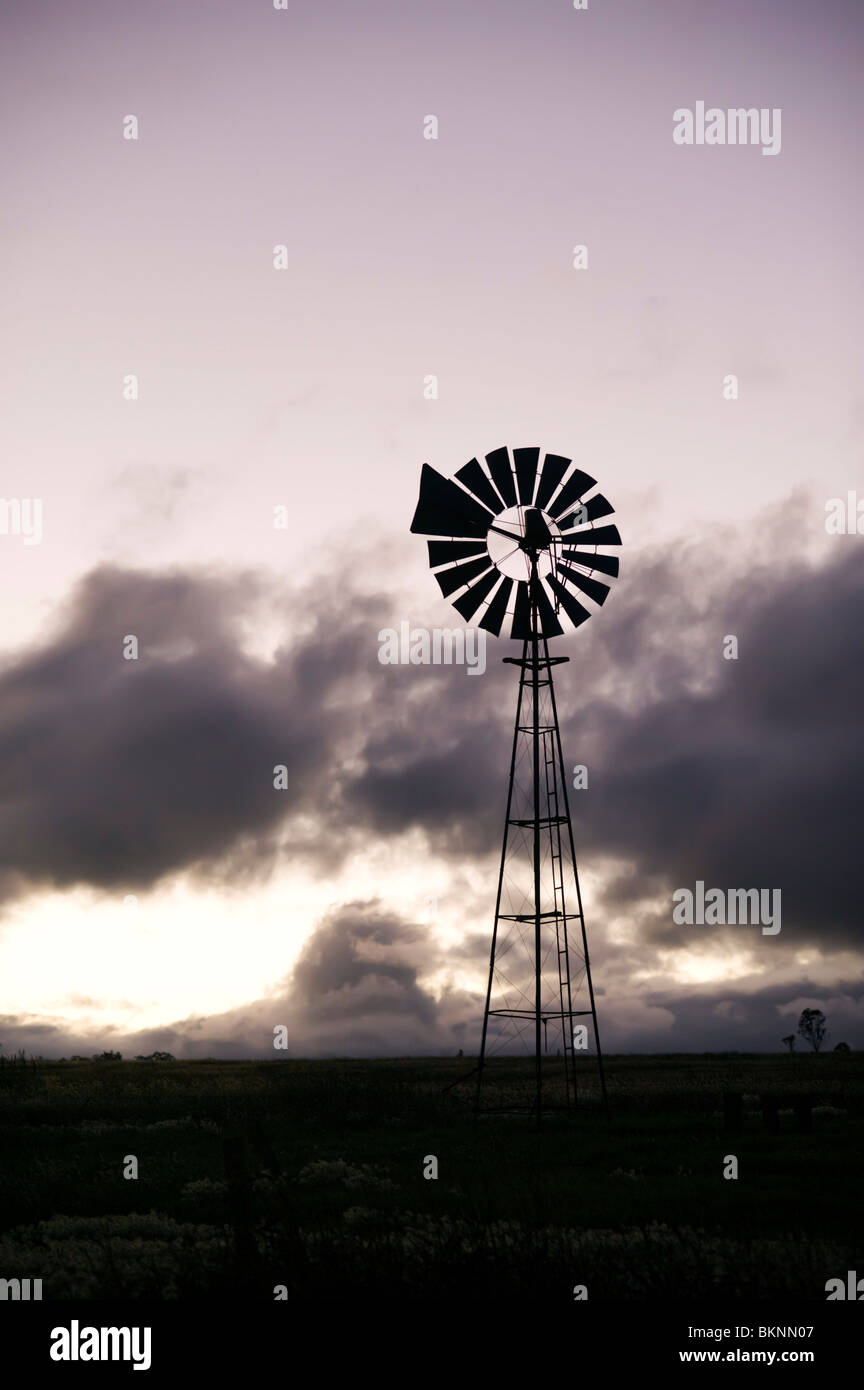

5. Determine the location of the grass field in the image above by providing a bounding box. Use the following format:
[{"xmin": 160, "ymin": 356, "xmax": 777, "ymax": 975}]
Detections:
[{"xmin": 0, "ymin": 1051, "xmax": 861, "ymax": 1300}]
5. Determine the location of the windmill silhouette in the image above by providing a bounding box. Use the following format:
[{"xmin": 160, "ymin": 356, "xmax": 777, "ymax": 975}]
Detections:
[{"xmin": 410, "ymin": 446, "xmax": 621, "ymax": 1123}]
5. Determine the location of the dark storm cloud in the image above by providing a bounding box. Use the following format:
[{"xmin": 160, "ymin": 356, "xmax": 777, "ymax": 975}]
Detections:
[
  {"xmin": 273, "ymin": 901, "xmax": 476, "ymax": 1054},
  {"xmin": 0, "ymin": 515, "xmax": 860, "ymax": 963},
  {"xmin": 343, "ymin": 535, "xmax": 863, "ymax": 951},
  {"xmin": 343, "ymin": 695, "xmax": 508, "ymax": 853},
  {"xmin": 289, "ymin": 904, "xmax": 435, "ymax": 1024},
  {"xmin": 0, "ymin": 557, "xmax": 515, "ymax": 905},
  {"xmin": 322, "ymin": 527, "xmax": 861, "ymax": 1052},
  {"xmin": 603, "ymin": 977, "xmax": 864, "ymax": 1055},
  {"xmin": 0, "ymin": 564, "xmax": 389, "ymax": 900},
  {"xmin": 567, "ymin": 545, "xmax": 864, "ymax": 948}
]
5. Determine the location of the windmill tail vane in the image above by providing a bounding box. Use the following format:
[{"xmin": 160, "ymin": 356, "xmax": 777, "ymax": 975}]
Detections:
[{"xmin": 410, "ymin": 446, "xmax": 621, "ymax": 1123}]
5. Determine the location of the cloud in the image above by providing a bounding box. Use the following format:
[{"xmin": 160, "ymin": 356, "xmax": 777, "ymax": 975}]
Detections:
[
  {"xmin": 0, "ymin": 563, "xmax": 387, "ymax": 901},
  {"xmin": 273, "ymin": 900, "xmax": 476, "ymax": 1054},
  {"xmin": 4, "ymin": 933, "xmax": 861, "ymax": 1060},
  {"xmin": 0, "ymin": 551, "xmax": 514, "ymax": 904},
  {"xmin": 1, "ymin": 513, "xmax": 860, "ymax": 955},
  {"xmin": 337, "ymin": 519, "xmax": 864, "ymax": 958},
  {"xmin": 569, "ymin": 544, "xmax": 864, "ymax": 948},
  {"xmin": 606, "ymin": 979, "xmax": 864, "ymax": 1054},
  {"xmin": 0, "ymin": 901, "xmax": 478, "ymax": 1058}
]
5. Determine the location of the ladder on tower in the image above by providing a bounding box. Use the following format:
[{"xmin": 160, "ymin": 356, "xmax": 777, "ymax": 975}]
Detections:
[{"xmin": 543, "ymin": 727, "xmax": 578, "ymax": 1104}]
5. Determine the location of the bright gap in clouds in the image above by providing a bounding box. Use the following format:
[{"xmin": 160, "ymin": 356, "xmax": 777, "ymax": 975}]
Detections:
[
  {"xmin": 0, "ymin": 879, "xmax": 313, "ymax": 1032},
  {"xmin": 0, "ymin": 835, "xmax": 484, "ymax": 1035},
  {"xmin": 636, "ymin": 947, "xmax": 762, "ymax": 988}
]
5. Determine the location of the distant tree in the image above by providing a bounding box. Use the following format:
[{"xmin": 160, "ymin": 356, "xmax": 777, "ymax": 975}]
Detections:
[
  {"xmin": 833, "ymin": 1041, "xmax": 850, "ymax": 1052},
  {"xmin": 797, "ymin": 1008, "xmax": 828, "ymax": 1053},
  {"xmin": 781, "ymin": 1034, "xmax": 795, "ymax": 1053},
  {"xmin": 92, "ymin": 1050, "xmax": 122, "ymax": 1061}
]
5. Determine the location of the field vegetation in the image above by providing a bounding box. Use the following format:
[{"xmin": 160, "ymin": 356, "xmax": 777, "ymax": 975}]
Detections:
[{"xmin": 0, "ymin": 1051, "xmax": 860, "ymax": 1300}]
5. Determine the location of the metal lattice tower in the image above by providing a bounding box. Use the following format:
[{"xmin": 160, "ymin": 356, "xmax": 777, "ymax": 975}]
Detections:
[{"xmin": 410, "ymin": 446, "xmax": 621, "ymax": 1123}]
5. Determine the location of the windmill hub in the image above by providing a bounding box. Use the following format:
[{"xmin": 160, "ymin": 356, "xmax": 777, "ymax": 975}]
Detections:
[
  {"xmin": 519, "ymin": 507, "xmax": 554, "ymax": 551},
  {"xmin": 486, "ymin": 505, "xmax": 561, "ymax": 580}
]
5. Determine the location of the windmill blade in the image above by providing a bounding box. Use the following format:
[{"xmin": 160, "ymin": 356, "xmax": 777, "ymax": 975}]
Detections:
[
  {"xmin": 547, "ymin": 468, "xmax": 596, "ymax": 519},
  {"xmin": 455, "ymin": 457, "xmax": 505, "ymax": 515},
  {"xmin": 411, "ymin": 463, "xmax": 494, "ymax": 538},
  {"xmin": 557, "ymin": 562, "xmax": 610, "ymax": 606},
  {"xmin": 563, "ymin": 523, "xmax": 622, "ymax": 548},
  {"xmin": 453, "ymin": 567, "xmax": 499, "ymax": 622},
  {"xmin": 561, "ymin": 548, "xmax": 620, "ymax": 578},
  {"xmin": 531, "ymin": 575, "xmax": 564, "ymax": 638},
  {"xmin": 479, "ymin": 576, "xmax": 513, "ymax": 636},
  {"xmin": 534, "ymin": 453, "xmax": 570, "ymax": 511},
  {"xmin": 546, "ymin": 573, "xmax": 591, "ymax": 630},
  {"xmin": 559, "ymin": 492, "xmax": 615, "ymax": 529},
  {"xmin": 485, "ymin": 447, "xmax": 518, "ymax": 508},
  {"xmin": 514, "ymin": 447, "xmax": 540, "ymax": 506},
  {"xmin": 511, "ymin": 580, "xmax": 532, "ymax": 639},
  {"xmin": 428, "ymin": 539, "xmax": 488, "ymax": 568},
  {"xmin": 435, "ymin": 555, "xmax": 494, "ymax": 598}
]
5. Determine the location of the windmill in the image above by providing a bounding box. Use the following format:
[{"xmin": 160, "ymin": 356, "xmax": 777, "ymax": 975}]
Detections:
[{"xmin": 410, "ymin": 446, "xmax": 621, "ymax": 1123}]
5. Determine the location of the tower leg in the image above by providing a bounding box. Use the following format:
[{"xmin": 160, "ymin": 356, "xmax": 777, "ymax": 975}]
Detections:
[
  {"xmin": 543, "ymin": 631, "xmax": 609, "ymax": 1120},
  {"xmin": 475, "ymin": 640, "xmax": 529, "ymax": 1115},
  {"xmin": 531, "ymin": 563, "xmax": 543, "ymax": 1128}
]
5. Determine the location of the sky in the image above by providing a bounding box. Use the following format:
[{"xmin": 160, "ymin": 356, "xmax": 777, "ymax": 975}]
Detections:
[{"xmin": 0, "ymin": 0, "xmax": 861, "ymax": 1058}]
